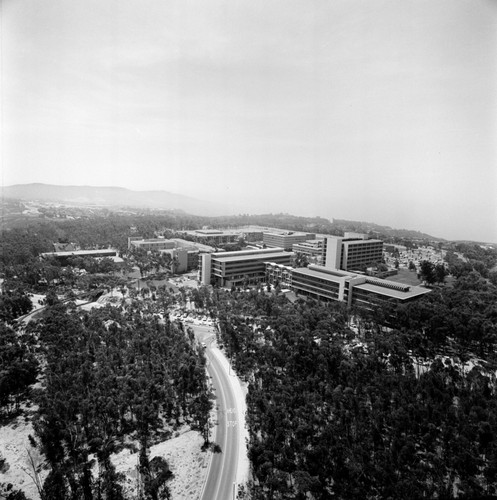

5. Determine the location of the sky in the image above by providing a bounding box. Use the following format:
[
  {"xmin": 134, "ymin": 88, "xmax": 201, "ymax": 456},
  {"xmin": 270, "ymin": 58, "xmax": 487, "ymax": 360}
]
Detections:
[{"xmin": 2, "ymin": 0, "xmax": 496, "ymax": 242}]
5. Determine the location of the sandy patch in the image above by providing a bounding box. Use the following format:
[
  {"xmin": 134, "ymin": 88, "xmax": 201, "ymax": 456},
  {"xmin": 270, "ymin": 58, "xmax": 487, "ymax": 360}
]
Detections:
[
  {"xmin": 113, "ymin": 429, "xmax": 210, "ymax": 500},
  {"xmin": 0, "ymin": 415, "xmax": 45, "ymax": 499},
  {"xmin": 0, "ymin": 419, "xmax": 211, "ymax": 500}
]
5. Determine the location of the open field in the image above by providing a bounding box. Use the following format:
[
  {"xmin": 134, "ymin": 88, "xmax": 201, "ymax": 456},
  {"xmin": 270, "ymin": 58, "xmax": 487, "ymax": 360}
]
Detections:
[{"xmin": 385, "ymin": 268, "xmax": 422, "ymax": 286}]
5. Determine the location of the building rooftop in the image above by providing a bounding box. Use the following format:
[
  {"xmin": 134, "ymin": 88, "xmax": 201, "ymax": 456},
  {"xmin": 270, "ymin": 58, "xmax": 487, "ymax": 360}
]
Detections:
[
  {"xmin": 214, "ymin": 251, "xmax": 292, "ymax": 263},
  {"xmin": 264, "ymin": 231, "xmax": 313, "ymax": 237},
  {"xmin": 41, "ymin": 249, "xmax": 118, "ymax": 258},
  {"xmin": 353, "ymin": 282, "xmax": 431, "ymax": 300},
  {"xmin": 293, "ymin": 266, "xmax": 355, "ymax": 283}
]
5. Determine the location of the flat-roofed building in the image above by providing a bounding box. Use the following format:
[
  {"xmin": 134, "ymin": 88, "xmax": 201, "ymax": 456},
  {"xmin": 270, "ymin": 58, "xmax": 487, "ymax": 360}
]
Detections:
[
  {"xmin": 41, "ymin": 248, "xmax": 118, "ymax": 261},
  {"xmin": 129, "ymin": 238, "xmax": 175, "ymax": 251},
  {"xmin": 292, "ymin": 239, "xmax": 325, "ymax": 264},
  {"xmin": 265, "ymin": 263, "xmax": 294, "ymax": 288},
  {"xmin": 128, "ymin": 238, "xmax": 212, "ymax": 271},
  {"xmin": 200, "ymin": 247, "xmax": 294, "ymax": 287},
  {"xmin": 263, "ymin": 231, "xmax": 316, "ymax": 250},
  {"xmin": 265, "ymin": 263, "xmax": 430, "ymax": 308},
  {"xmin": 288, "ymin": 266, "xmax": 365, "ymax": 305},
  {"xmin": 182, "ymin": 229, "xmax": 240, "ymax": 245},
  {"xmin": 324, "ymin": 236, "xmax": 383, "ymax": 271},
  {"xmin": 350, "ymin": 277, "xmax": 431, "ymax": 309}
]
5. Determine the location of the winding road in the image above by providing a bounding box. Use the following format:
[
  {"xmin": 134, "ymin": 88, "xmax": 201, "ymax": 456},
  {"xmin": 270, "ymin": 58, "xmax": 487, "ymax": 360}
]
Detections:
[{"xmin": 191, "ymin": 324, "xmax": 244, "ymax": 500}]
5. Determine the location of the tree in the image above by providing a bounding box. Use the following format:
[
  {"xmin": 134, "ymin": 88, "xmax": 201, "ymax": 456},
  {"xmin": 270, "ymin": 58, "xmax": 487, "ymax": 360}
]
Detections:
[
  {"xmin": 434, "ymin": 263, "xmax": 447, "ymax": 285},
  {"xmin": 0, "ymin": 322, "xmax": 38, "ymax": 416},
  {"xmin": 419, "ymin": 260, "xmax": 436, "ymax": 285},
  {"xmin": 0, "ymin": 291, "xmax": 33, "ymax": 322}
]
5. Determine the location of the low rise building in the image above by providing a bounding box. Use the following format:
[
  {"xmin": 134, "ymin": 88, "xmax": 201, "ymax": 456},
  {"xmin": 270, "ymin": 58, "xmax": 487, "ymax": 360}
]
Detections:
[
  {"xmin": 128, "ymin": 238, "xmax": 175, "ymax": 251},
  {"xmin": 265, "ymin": 263, "xmax": 430, "ymax": 309},
  {"xmin": 292, "ymin": 239, "xmax": 325, "ymax": 262},
  {"xmin": 129, "ymin": 237, "xmax": 212, "ymax": 272},
  {"xmin": 40, "ymin": 248, "xmax": 119, "ymax": 264},
  {"xmin": 181, "ymin": 229, "xmax": 240, "ymax": 245},
  {"xmin": 263, "ymin": 231, "xmax": 316, "ymax": 250}
]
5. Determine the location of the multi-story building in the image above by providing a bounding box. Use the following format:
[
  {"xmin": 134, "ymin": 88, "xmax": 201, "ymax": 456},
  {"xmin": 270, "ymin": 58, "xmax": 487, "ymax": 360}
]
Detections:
[
  {"xmin": 128, "ymin": 238, "xmax": 175, "ymax": 251},
  {"xmin": 265, "ymin": 263, "xmax": 430, "ymax": 309},
  {"xmin": 264, "ymin": 262, "xmax": 294, "ymax": 288},
  {"xmin": 199, "ymin": 248, "xmax": 294, "ymax": 287},
  {"xmin": 263, "ymin": 231, "xmax": 316, "ymax": 251},
  {"xmin": 292, "ymin": 239, "xmax": 325, "ymax": 263},
  {"xmin": 181, "ymin": 229, "xmax": 240, "ymax": 245},
  {"xmin": 323, "ymin": 235, "xmax": 383, "ymax": 271}
]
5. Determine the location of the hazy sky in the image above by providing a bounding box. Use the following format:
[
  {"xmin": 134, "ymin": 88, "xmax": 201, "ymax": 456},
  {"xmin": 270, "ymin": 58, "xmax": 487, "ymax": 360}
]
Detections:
[{"xmin": 2, "ymin": 0, "xmax": 496, "ymax": 241}]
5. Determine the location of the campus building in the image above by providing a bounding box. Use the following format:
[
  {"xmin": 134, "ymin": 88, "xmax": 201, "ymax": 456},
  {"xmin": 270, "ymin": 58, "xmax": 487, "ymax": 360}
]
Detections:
[
  {"xmin": 40, "ymin": 248, "xmax": 123, "ymax": 266},
  {"xmin": 129, "ymin": 238, "xmax": 209, "ymax": 272},
  {"xmin": 292, "ymin": 239, "xmax": 325, "ymax": 264},
  {"xmin": 323, "ymin": 235, "xmax": 383, "ymax": 271},
  {"xmin": 199, "ymin": 247, "xmax": 294, "ymax": 287},
  {"xmin": 265, "ymin": 263, "xmax": 430, "ymax": 309},
  {"xmin": 263, "ymin": 231, "xmax": 316, "ymax": 251},
  {"xmin": 128, "ymin": 238, "xmax": 175, "ymax": 251},
  {"xmin": 181, "ymin": 229, "xmax": 240, "ymax": 245}
]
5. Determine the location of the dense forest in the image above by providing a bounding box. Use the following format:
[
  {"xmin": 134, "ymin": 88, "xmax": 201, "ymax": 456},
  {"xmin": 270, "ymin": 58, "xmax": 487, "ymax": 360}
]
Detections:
[
  {"xmin": 28, "ymin": 298, "xmax": 210, "ymax": 500},
  {"xmin": 0, "ymin": 297, "xmax": 211, "ymax": 499},
  {"xmin": 207, "ymin": 243, "xmax": 497, "ymax": 499}
]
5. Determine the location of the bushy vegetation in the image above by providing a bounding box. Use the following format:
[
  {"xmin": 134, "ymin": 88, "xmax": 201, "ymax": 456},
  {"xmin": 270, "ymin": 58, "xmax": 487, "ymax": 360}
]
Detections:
[
  {"xmin": 28, "ymin": 299, "xmax": 210, "ymax": 499},
  {"xmin": 210, "ymin": 261, "xmax": 497, "ymax": 498}
]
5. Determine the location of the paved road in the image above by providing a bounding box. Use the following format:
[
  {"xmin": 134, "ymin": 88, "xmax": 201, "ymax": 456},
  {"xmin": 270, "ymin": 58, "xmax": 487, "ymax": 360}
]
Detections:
[{"xmin": 191, "ymin": 324, "xmax": 240, "ymax": 500}]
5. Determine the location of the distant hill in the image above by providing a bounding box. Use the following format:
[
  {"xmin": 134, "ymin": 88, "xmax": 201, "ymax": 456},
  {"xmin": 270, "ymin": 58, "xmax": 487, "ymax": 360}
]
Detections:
[
  {"xmin": 2, "ymin": 184, "xmax": 444, "ymax": 241},
  {"xmin": 332, "ymin": 218, "xmax": 440, "ymax": 241},
  {"xmin": 1, "ymin": 183, "xmax": 228, "ymax": 216},
  {"xmin": 208, "ymin": 214, "xmax": 442, "ymax": 241}
]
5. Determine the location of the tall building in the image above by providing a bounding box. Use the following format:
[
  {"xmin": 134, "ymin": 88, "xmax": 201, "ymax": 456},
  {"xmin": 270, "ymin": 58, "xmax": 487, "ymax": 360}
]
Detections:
[
  {"xmin": 199, "ymin": 247, "xmax": 294, "ymax": 287},
  {"xmin": 323, "ymin": 235, "xmax": 383, "ymax": 271}
]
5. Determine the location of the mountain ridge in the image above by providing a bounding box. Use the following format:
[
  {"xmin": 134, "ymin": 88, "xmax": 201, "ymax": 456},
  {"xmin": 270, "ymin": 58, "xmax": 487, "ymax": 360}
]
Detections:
[{"xmin": 1, "ymin": 183, "xmax": 228, "ymax": 216}]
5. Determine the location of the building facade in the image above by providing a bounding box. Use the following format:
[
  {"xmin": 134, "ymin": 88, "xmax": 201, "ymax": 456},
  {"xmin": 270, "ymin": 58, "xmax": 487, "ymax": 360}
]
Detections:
[
  {"xmin": 265, "ymin": 263, "xmax": 430, "ymax": 309},
  {"xmin": 323, "ymin": 236, "xmax": 383, "ymax": 271},
  {"xmin": 199, "ymin": 247, "xmax": 294, "ymax": 287},
  {"xmin": 263, "ymin": 231, "xmax": 316, "ymax": 251}
]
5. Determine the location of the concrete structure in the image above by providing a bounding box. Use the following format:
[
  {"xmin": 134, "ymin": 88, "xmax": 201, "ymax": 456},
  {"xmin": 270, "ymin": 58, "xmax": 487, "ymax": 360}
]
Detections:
[
  {"xmin": 181, "ymin": 229, "xmax": 240, "ymax": 245},
  {"xmin": 128, "ymin": 238, "xmax": 175, "ymax": 251},
  {"xmin": 129, "ymin": 237, "xmax": 213, "ymax": 271},
  {"xmin": 41, "ymin": 248, "xmax": 118, "ymax": 260},
  {"xmin": 199, "ymin": 247, "xmax": 294, "ymax": 287},
  {"xmin": 265, "ymin": 263, "xmax": 430, "ymax": 309},
  {"xmin": 263, "ymin": 231, "xmax": 316, "ymax": 250},
  {"xmin": 292, "ymin": 239, "xmax": 325, "ymax": 263},
  {"xmin": 40, "ymin": 248, "xmax": 124, "ymax": 267},
  {"xmin": 323, "ymin": 235, "xmax": 383, "ymax": 271},
  {"xmin": 292, "ymin": 239, "xmax": 324, "ymax": 256}
]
